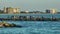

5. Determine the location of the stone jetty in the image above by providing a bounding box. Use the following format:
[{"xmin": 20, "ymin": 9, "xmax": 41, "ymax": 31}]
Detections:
[
  {"xmin": 0, "ymin": 16, "xmax": 60, "ymax": 21},
  {"xmin": 0, "ymin": 22, "xmax": 22, "ymax": 28}
]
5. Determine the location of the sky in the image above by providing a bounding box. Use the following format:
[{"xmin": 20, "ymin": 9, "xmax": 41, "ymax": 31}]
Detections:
[{"xmin": 0, "ymin": 0, "xmax": 60, "ymax": 11}]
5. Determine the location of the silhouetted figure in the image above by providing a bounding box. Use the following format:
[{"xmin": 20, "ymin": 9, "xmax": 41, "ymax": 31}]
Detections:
[
  {"xmin": 30, "ymin": 16, "xmax": 35, "ymax": 21},
  {"xmin": 36, "ymin": 16, "xmax": 41, "ymax": 21},
  {"xmin": 23, "ymin": 16, "xmax": 27, "ymax": 21}
]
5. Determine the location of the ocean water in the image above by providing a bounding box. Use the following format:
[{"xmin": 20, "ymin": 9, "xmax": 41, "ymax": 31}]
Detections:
[
  {"xmin": 0, "ymin": 14, "xmax": 60, "ymax": 18},
  {"xmin": 0, "ymin": 21, "xmax": 60, "ymax": 34},
  {"xmin": 0, "ymin": 14, "xmax": 60, "ymax": 34}
]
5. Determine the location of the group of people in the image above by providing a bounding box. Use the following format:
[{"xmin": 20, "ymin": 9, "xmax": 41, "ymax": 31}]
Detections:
[{"xmin": 10, "ymin": 16, "xmax": 59, "ymax": 21}]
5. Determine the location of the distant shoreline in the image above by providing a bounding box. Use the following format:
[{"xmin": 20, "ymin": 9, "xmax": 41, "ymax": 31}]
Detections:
[{"xmin": 0, "ymin": 13, "xmax": 60, "ymax": 14}]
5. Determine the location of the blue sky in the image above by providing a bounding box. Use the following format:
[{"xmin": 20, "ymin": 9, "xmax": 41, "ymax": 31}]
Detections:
[{"xmin": 0, "ymin": 0, "xmax": 60, "ymax": 11}]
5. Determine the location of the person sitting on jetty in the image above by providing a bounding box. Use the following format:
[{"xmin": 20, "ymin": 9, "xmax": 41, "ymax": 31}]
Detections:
[
  {"xmin": 36, "ymin": 16, "xmax": 41, "ymax": 21},
  {"xmin": 50, "ymin": 16, "xmax": 56, "ymax": 21},
  {"xmin": 23, "ymin": 16, "xmax": 27, "ymax": 21},
  {"xmin": 29, "ymin": 16, "xmax": 35, "ymax": 21}
]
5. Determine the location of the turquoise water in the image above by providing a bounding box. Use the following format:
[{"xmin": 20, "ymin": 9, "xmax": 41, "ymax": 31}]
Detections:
[
  {"xmin": 0, "ymin": 21, "xmax": 60, "ymax": 34},
  {"xmin": 0, "ymin": 14, "xmax": 60, "ymax": 34},
  {"xmin": 0, "ymin": 14, "xmax": 60, "ymax": 18}
]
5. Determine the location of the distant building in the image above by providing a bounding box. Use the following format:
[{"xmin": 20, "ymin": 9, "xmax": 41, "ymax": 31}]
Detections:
[
  {"xmin": 50, "ymin": 9, "xmax": 57, "ymax": 14},
  {"xmin": 57, "ymin": 12, "xmax": 60, "ymax": 14},
  {"xmin": 46, "ymin": 9, "xmax": 57, "ymax": 14},
  {"xmin": 25, "ymin": 11, "xmax": 29, "ymax": 13},
  {"xmin": 46, "ymin": 9, "xmax": 50, "ymax": 13},
  {"xmin": 4, "ymin": 7, "xmax": 20, "ymax": 14},
  {"xmin": 0, "ymin": 10, "xmax": 3, "ymax": 13}
]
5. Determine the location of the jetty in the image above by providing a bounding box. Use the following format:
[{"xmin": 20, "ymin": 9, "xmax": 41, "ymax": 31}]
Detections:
[
  {"xmin": 0, "ymin": 16, "xmax": 60, "ymax": 21},
  {"xmin": 0, "ymin": 22, "xmax": 22, "ymax": 28}
]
